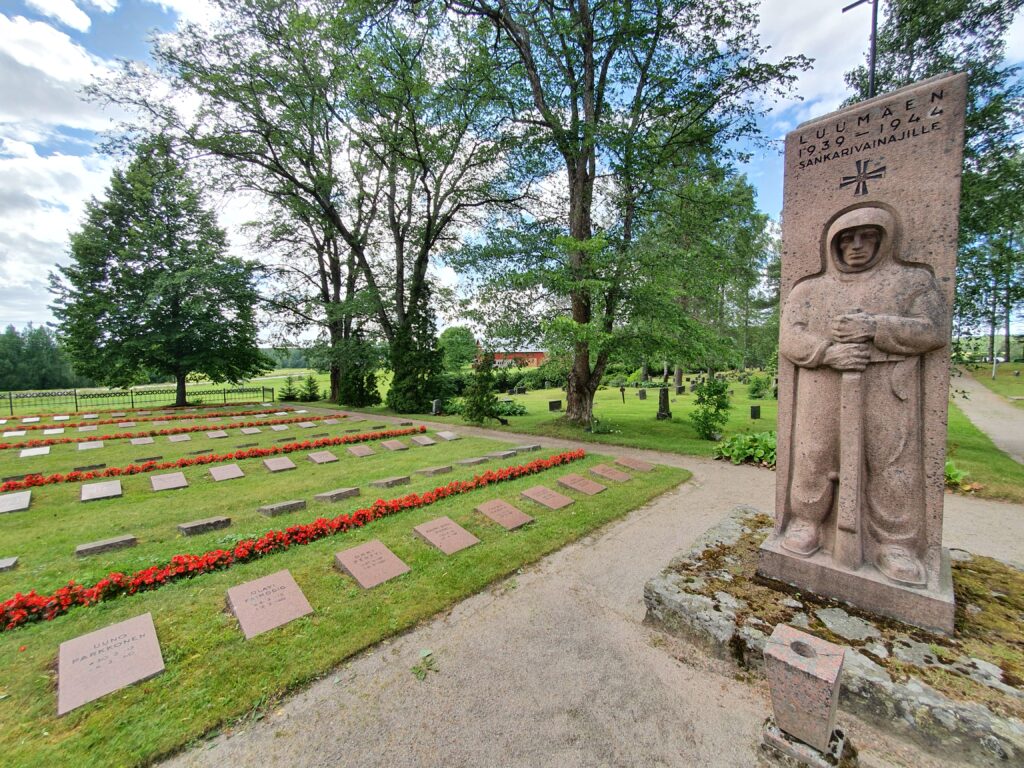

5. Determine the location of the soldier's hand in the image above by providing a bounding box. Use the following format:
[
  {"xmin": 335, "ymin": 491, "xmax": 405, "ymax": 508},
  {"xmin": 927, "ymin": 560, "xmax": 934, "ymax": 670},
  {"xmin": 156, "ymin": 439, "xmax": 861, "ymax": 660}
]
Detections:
[
  {"xmin": 823, "ymin": 343, "xmax": 869, "ymax": 371},
  {"xmin": 831, "ymin": 312, "xmax": 877, "ymax": 342}
]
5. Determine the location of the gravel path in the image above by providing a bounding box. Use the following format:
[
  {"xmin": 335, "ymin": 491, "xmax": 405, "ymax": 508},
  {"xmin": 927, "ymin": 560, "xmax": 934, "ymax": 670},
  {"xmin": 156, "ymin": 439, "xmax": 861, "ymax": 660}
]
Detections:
[
  {"xmin": 162, "ymin": 414, "xmax": 1022, "ymax": 768},
  {"xmin": 955, "ymin": 371, "xmax": 1024, "ymax": 464}
]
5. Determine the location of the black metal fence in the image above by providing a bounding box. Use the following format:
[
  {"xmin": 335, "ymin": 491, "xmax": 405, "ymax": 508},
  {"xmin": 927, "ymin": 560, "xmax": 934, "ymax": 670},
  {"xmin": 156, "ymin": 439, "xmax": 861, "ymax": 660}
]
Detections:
[{"xmin": 4, "ymin": 386, "xmax": 276, "ymax": 416}]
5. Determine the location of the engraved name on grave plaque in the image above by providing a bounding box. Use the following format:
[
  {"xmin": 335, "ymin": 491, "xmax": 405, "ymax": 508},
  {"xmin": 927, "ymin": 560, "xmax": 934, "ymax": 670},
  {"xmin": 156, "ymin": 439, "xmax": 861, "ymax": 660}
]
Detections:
[
  {"xmin": 226, "ymin": 569, "xmax": 314, "ymax": 639},
  {"xmin": 335, "ymin": 540, "xmax": 410, "ymax": 589}
]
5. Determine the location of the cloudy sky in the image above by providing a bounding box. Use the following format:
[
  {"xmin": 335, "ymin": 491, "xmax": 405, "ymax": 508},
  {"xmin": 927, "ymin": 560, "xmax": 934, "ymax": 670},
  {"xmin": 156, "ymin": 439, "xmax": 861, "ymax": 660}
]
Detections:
[{"xmin": 0, "ymin": 0, "xmax": 1022, "ymax": 330}]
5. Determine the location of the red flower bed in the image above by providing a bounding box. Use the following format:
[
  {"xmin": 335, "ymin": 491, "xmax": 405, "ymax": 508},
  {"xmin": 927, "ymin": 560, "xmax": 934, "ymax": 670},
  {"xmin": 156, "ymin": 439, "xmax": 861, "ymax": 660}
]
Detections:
[
  {"xmin": 8, "ymin": 401, "xmax": 267, "ymax": 422},
  {"xmin": 7, "ymin": 406, "xmax": 289, "ymax": 433},
  {"xmin": 0, "ymin": 449, "xmax": 586, "ymax": 631},
  {"xmin": 0, "ymin": 413, "xmax": 345, "ymax": 451},
  {"xmin": 0, "ymin": 426, "xmax": 425, "ymax": 493}
]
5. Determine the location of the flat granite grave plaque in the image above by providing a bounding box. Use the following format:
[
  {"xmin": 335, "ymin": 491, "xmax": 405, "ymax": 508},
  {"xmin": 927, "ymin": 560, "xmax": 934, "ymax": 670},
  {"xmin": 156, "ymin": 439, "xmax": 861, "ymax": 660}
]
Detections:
[
  {"xmin": 150, "ymin": 472, "xmax": 188, "ymax": 492},
  {"xmin": 263, "ymin": 457, "xmax": 297, "ymax": 473},
  {"xmin": 43, "ymin": 428, "xmax": 64, "ymax": 435},
  {"xmin": 513, "ymin": 444, "xmax": 542, "ymax": 453},
  {"xmin": 298, "ymin": 421, "xmax": 316, "ymax": 428},
  {"xmin": 206, "ymin": 430, "xmax": 228, "ymax": 439},
  {"xmin": 258, "ymin": 499, "xmax": 306, "ymax": 517},
  {"xmin": 78, "ymin": 441, "xmax": 103, "ymax": 451},
  {"xmin": 0, "ymin": 491, "xmax": 31, "ymax": 514},
  {"xmin": 456, "ymin": 456, "xmax": 488, "ymax": 466},
  {"xmin": 590, "ymin": 464, "xmax": 632, "ymax": 482},
  {"xmin": 520, "ymin": 485, "xmax": 574, "ymax": 510},
  {"xmin": 488, "ymin": 450, "xmax": 517, "ymax": 460},
  {"xmin": 73, "ymin": 463, "xmax": 106, "ymax": 472},
  {"xmin": 77, "ymin": 425, "xmax": 97, "ymax": 432},
  {"xmin": 314, "ymin": 487, "xmax": 360, "ymax": 503},
  {"xmin": 82, "ymin": 413, "xmax": 98, "ymax": 419},
  {"xmin": 110, "ymin": 412, "xmax": 127, "ymax": 418},
  {"xmin": 3, "ymin": 430, "xmax": 26, "ymax": 437},
  {"xmin": 132, "ymin": 456, "xmax": 162, "ymax": 463},
  {"xmin": 615, "ymin": 456, "xmax": 654, "ymax": 472},
  {"xmin": 168, "ymin": 434, "xmax": 191, "ymax": 443},
  {"xmin": 415, "ymin": 465, "xmax": 452, "ymax": 477},
  {"xmin": 117, "ymin": 421, "xmax": 136, "ymax": 428},
  {"xmin": 414, "ymin": 516, "xmax": 480, "ymax": 555},
  {"xmin": 20, "ymin": 446, "xmax": 49, "ymax": 458},
  {"xmin": 75, "ymin": 533, "xmax": 136, "ymax": 556},
  {"xmin": 210, "ymin": 464, "xmax": 244, "ymax": 482},
  {"xmin": 22, "ymin": 417, "xmax": 39, "ymax": 423},
  {"xmin": 324, "ymin": 418, "xmax": 341, "ymax": 425},
  {"xmin": 270, "ymin": 424, "xmax": 289, "ymax": 432},
  {"xmin": 0, "ymin": 556, "xmax": 17, "ymax": 572},
  {"xmin": 476, "ymin": 499, "xmax": 533, "ymax": 530},
  {"xmin": 177, "ymin": 516, "xmax": 230, "ymax": 536},
  {"xmin": 343, "ymin": 427, "xmax": 363, "ymax": 433},
  {"xmin": 307, "ymin": 450, "xmax": 339, "ymax": 464},
  {"xmin": 53, "ymin": 415, "xmax": 70, "ymax": 421},
  {"xmin": 152, "ymin": 421, "xmax": 169, "ymax": 427},
  {"xmin": 335, "ymin": 540, "xmax": 410, "ymax": 589},
  {"xmin": 369, "ymin": 476, "xmax": 410, "ymax": 488},
  {"xmin": 371, "ymin": 424, "xmax": 388, "ymax": 430},
  {"xmin": 410, "ymin": 435, "xmax": 436, "ymax": 446},
  {"xmin": 57, "ymin": 612, "xmax": 164, "ymax": 715},
  {"xmin": 227, "ymin": 569, "xmax": 313, "ymax": 639},
  {"xmin": 381, "ymin": 440, "xmax": 408, "ymax": 451},
  {"xmin": 240, "ymin": 427, "xmax": 261, "ymax": 435},
  {"xmin": 131, "ymin": 437, "xmax": 155, "ymax": 446},
  {"xmin": 80, "ymin": 480, "xmax": 122, "ymax": 502},
  {"xmin": 435, "ymin": 431, "xmax": 460, "ymax": 441},
  {"xmin": 557, "ymin": 473, "xmax": 606, "ymax": 496},
  {"xmin": 236, "ymin": 442, "xmax": 258, "ymax": 448}
]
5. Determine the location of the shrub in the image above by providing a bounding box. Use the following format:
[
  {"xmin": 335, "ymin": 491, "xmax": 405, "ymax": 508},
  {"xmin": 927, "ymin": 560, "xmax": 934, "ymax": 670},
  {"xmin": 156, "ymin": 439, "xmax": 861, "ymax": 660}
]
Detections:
[
  {"xmin": 715, "ymin": 431, "xmax": 776, "ymax": 467},
  {"xmin": 278, "ymin": 375, "xmax": 299, "ymax": 401},
  {"xmin": 463, "ymin": 352, "xmax": 501, "ymax": 424},
  {"xmin": 297, "ymin": 374, "xmax": 321, "ymax": 402},
  {"xmin": 690, "ymin": 378, "xmax": 731, "ymax": 440},
  {"xmin": 748, "ymin": 373, "xmax": 772, "ymax": 400}
]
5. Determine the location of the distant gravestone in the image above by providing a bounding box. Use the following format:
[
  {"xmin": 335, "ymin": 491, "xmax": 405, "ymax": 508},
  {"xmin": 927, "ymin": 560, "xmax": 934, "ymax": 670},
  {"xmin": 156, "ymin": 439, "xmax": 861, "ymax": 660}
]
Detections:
[
  {"xmin": 3, "ymin": 430, "xmax": 26, "ymax": 437},
  {"xmin": 476, "ymin": 499, "xmax": 533, "ymax": 530},
  {"xmin": 615, "ymin": 456, "xmax": 654, "ymax": 472},
  {"xmin": 263, "ymin": 457, "xmax": 297, "ymax": 473},
  {"xmin": 488, "ymin": 450, "xmax": 517, "ymax": 460},
  {"xmin": 347, "ymin": 445, "xmax": 375, "ymax": 458},
  {"xmin": 210, "ymin": 464, "xmax": 246, "ymax": 482},
  {"xmin": 206, "ymin": 430, "xmax": 228, "ymax": 439},
  {"xmin": 381, "ymin": 440, "xmax": 408, "ymax": 451},
  {"xmin": 131, "ymin": 437, "xmax": 155, "ymax": 446},
  {"xmin": 117, "ymin": 421, "xmax": 136, "ymax": 428},
  {"xmin": 53, "ymin": 415, "xmax": 70, "ymax": 422},
  {"xmin": 637, "ymin": 389, "xmax": 647, "ymax": 401},
  {"xmin": 656, "ymin": 388, "xmax": 672, "ymax": 420},
  {"xmin": 226, "ymin": 569, "xmax": 314, "ymax": 639},
  {"xmin": 150, "ymin": 472, "xmax": 188, "ymax": 492},
  {"xmin": 22, "ymin": 417, "xmax": 39, "ymax": 423},
  {"xmin": 513, "ymin": 444, "xmax": 542, "ymax": 453},
  {"xmin": 456, "ymin": 456, "xmax": 488, "ymax": 466},
  {"xmin": 80, "ymin": 480, "xmax": 122, "ymax": 503},
  {"xmin": 675, "ymin": 386, "xmax": 685, "ymax": 396},
  {"xmin": 57, "ymin": 612, "xmax": 164, "ymax": 716},
  {"xmin": 323, "ymin": 418, "xmax": 341, "ymax": 425},
  {"xmin": 590, "ymin": 464, "xmax": 632, "ymax": 483},
  {"xmin": 77, "ymin": 425, "xmax": 97, "ymax": 432},
  {"xmin": 168, "ymin": 434, "xmax": 191, "ymax": 443},
  {"xmin": 82, "ymin": 413, "xmax": 98, "ymax": 419},
  {"xmin": 549, "ymin": 400, "xmax": 562, "ymax": 412},
  {"xmin": 177, "ymin": 516, "xmax": 230, "ymax": 536},
  {"xmin": 414, "ymin": 516, "xmax": 480, "ymax": 555},
  {"xmin": 0, "ymin": 556, "xmax": 17, "ymax": 572},
  {"xmin": 411, "ymin": 435, "xmax": 436, "ymax": 447},
  {"xmin": 307, "ymin": 450, "xmax": 339, "ymax": 464},
  {"xmin": 435, "ymin": 431, "xmax": 460, "ymax": 441},
  {"xmin": 751, "ymin": 405, "xmax": 761, "ymax": 420},
  {"xmin": 132, "ymin": 456, "xmax": 163, "ymax": 463},
  {"xmin": 335, "ymin": 540, "xmax": 410, "ymax": 589},
  {"xmin": 314, "ymin": 487, "xmax": 360, "ymax": 503},
  {"xmin": 298, "ymin": 422, "xmax": 316, "ymax": 428},
  {"xmin": 431, "ymin": 399, "xmax": 443, "ymax": 415},
  {"xmin": 416, "ymin": 465, "xmax": 452, "ymax": 477},
  {"xmin": 369, "ymin": 476, "xmax": 410, "ymax": 488},
  {"xmin": 43, "ymin": 428, "xmax": 64, "ymax": 435},
  {"xmin": 520, "ymin": 485, "xmax": 574, "ymax": 510},
  {"xmin": 258, "ymin": 499, "xmax": 306, "ymax": 517},
  {"xmin": 78, "ymin": 441, "xmax": 103, "ymax": 451},
  {"xmin": 75, "ymin": 533, "xmax": 136, "ymax": 556},
  {"xmin": 110, "ymin": 412, "xmax": 127, "ymax": 418},
  {"xmin": 270, "ymin": 425, "xmax": 289, "ymax": 432},
  {"xmin": 73, "ymin": 463, "xmax": 106, "ymax": 472},
  {"xmin": 20, "ymin": 447, "xmax": 49, "ymax": 458},
  {"xmin": 557, "ymin": 473, "xmax": 606, "ymax": 496},
  {"xmin": 0, "ymin": 490, "xmax": 31, "ymax": 514}
]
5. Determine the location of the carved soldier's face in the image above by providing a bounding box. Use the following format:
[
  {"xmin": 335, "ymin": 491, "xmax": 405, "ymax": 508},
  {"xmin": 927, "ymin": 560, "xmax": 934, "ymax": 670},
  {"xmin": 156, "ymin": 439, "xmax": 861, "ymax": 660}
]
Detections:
[{"xmin": 837, "ymin": 226, "xmax": 881, "ymax": 270}]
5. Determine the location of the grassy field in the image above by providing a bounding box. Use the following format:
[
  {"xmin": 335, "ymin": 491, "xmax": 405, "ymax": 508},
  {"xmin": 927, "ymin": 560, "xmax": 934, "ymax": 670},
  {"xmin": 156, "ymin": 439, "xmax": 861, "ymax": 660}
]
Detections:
[
  {"xmin": 962, "ymin": 362, "xmax": 1024, "ymax": 407},
  {"xmin": 0, "ymin": 404, "xmax": 688, "ymax": 767}
]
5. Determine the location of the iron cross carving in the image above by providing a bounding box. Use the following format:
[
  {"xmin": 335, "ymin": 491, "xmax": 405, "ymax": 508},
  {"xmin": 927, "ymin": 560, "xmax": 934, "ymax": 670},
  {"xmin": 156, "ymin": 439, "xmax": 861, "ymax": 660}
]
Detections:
[{"xmin": 840, "ymin": 159, "xmax": 887, "ymax": 196}]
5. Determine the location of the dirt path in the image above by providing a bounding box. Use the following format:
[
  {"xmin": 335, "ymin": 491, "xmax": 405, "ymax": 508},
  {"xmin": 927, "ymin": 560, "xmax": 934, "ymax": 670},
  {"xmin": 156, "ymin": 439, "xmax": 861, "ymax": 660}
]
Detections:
[
  {"xmin": 956, "ymin": 371, "xmax": 1024, "ymax": 464},
  {"xmin": 163, "ymin": 414, "xmax": 1022, "ymax": 768}
]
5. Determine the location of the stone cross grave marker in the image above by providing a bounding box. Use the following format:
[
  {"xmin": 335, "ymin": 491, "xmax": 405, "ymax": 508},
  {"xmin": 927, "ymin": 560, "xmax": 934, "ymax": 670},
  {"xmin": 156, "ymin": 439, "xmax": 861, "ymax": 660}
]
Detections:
[
  {"xmin": 758, "ymin": 73, "xmax": 967, "ymax": 635},
  {"xmin": 335, "ymin": 540, "xmax": 410, "ymax": 589},
  {"xmin": 57, "ymin": 612, "xmax": 165, "ymax": 715},
  {"xmin": 226, "ymin": 569, "xmax": 314, "ymax": 639},
  {"xmin": 413, "ymin": 516, "xmax": 480, "ymax": 555}
]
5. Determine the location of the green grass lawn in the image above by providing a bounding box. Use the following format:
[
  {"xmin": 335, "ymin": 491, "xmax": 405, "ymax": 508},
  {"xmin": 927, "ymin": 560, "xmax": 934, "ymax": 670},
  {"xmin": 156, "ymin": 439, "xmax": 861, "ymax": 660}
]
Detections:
[
  {"xmin": 0, "ymin": 404, "xmax": 688, "ymax": 768},
  {"xmin": 946, "ymin": 401, "xmax": 1024, "ymax": 503},
  {"xmin": 962, "ymin": 362, "xmax": 1024, "ymax": 407}
]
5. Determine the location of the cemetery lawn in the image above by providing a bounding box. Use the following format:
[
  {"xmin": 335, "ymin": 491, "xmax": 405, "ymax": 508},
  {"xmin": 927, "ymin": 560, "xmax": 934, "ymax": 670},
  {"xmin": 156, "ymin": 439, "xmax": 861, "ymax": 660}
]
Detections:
[
  {"xmin": 945, "ymin": 402, "xmax": 1024, "ymax": 504},
  {"xmin": 0, "ymin": 409, "xmax": 688, "ymax": 768},
  {"xmin": 965, "ymin": 362, "xmax": 1024, "ymax": 407}
]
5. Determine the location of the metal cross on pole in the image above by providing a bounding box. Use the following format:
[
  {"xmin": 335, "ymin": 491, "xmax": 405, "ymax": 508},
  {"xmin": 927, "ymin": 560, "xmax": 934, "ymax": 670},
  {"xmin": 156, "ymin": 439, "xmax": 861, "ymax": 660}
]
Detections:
[{"xmin": 843, "ymin": 0, "xmax": 879, "ymax": 98}]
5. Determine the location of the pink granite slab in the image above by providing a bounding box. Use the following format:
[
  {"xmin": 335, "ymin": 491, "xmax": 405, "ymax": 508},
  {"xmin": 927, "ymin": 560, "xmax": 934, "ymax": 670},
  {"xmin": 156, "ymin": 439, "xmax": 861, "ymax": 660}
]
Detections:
[
  {"xmin": 347, "ymin": 445, "xmax": 374, "ymax": 458},
  {"xmin": 435, "ymin": 431, "xmax": 460, "ymax": 441},
  {"xmin": 240, "ymin": 427, "xmax": 261, "ymax": 435},
  {"xmin": 410, "ymin": 435, "xmax": 436, "ymax": 446},
  {"xmin": 226, "ymin": 569, "xmax": 314, "ymax": 639},
  {"xmin": 270, "ymin": 425, "xmax": 289, "ymax": 432},
  {"xmin": 168, "ymin": 434, "xmax": 191, "ymax": 443},
  {"xmin": 21, "ymin": 417, "xmax": 39, "ymax": 423},
  {"xmin": 131, "ymin": 437, "xmax": 155, "ymax": 446},
  {"xmin": 298, "ymin": 421, "xmax": 316, "ymax": 428},
  {"xmin": 20, "ymin": 446, "xmax": 49, "ymax": 458},
  {"xmin": 43, "ymin": 428, "xmax": 64, "ymax": 435},
  {"xmin": 381, "ymin": 440, "xmax": 408, "ymax": 451},
  {"xmin": 615, "ymin": 456, "xmax": 654, "ymax": 472},
  {"xmin": 335, "ymin": 540, "xmax": 410, "ymax": 589},
  {"xmin": 557, "ymin": 473, "xmax": 606, "ymax": 496},
  {"xmin": 263, "ymin": 457, "xmax": 297, "ymax": 473},
  {"xmin": 413, "ymin": 517, "xmax": 480, "ymax": 555},
  {"xmin": 206, "ymin": 430, "xmax": 228, "ymax": 439},
  {"xmin": 520, "ymin": 485, "xmax": 574, "ymax": 510},
  {"xmin": 210, "ymin": 464, "xmax": 244, "ymax": 482},
  {"xmin": 307, "ymin": 450, "xmax": 339, "ymax": 464},
  {"xmin": 589, "ymin": 464, "xmax": 632, "ymax": 482},
  {"xmin": 81, "ymin": 480, "xmax": 122, "ymax": 502},
  {"xmin": 0, "ymin": 490, "xmax": 31, "ymax": 514},
  {"xmin": 78, "ymin": 441, "xmax": 104, "ymax": 451},
  {"xmin": 475, "ymin": 499, "xmax": 533, "ymax": 530},
  {"xmin": 57, "ymin": 612, "xmax": 164, "ymax": 715},
  {"xmin": 150, "ymin": 472, "xmax": 188, "ymax": 492}
]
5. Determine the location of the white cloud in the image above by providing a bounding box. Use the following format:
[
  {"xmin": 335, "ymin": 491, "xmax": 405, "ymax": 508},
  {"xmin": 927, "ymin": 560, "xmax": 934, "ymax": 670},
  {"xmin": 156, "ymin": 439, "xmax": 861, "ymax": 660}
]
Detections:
[
  {"xmin": 0, "ymin": 15, "xmax": 108, "ymax": 84},
  {"xmin": 142, "ymin": 0, "xmax": 218, "ymax": 27},
  {"xmin": 25, "ymin": 0, "xmax": 92, "ymax": 32}
]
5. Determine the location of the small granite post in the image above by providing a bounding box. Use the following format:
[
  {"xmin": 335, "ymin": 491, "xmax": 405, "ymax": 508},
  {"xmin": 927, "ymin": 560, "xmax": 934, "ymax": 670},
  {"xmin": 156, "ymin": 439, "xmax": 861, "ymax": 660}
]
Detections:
[
  {"xmin": 757, "ymin": 73, "xmax": 967, "ymax": 635},
  {"xmin": 674, "ymin": 365, "xmax": 683, "ymax": 387},
  {"xmin": 656, "ymin": 388, "xmax": 671, "ymax": 420}
]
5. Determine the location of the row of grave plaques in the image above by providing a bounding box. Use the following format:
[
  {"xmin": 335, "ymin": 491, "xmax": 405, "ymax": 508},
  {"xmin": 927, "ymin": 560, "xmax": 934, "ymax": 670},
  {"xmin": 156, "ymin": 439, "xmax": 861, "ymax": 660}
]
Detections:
[{"xmin": 52, "ymin": 455, "xmax": 655, "ymax": 715}]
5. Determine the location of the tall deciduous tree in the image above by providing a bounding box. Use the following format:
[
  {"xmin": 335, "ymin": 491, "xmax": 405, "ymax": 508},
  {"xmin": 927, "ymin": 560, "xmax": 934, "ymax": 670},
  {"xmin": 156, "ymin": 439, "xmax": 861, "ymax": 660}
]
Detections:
[
  {"xmin": 50, "ymin": 138, "xmax": 269, "ymax": 406},
  {"xmin": 445, "ymin": 0, "xmax": 807, "ymax": 424},
  {"xmin": 438, "ymin": 326, "xmax": 478, "ymax": 370}
]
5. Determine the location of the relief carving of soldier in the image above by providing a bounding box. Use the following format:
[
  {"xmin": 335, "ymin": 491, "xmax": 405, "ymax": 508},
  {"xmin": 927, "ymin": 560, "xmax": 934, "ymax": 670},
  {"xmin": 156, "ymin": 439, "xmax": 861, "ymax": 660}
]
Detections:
[{"xmin": 779, "ymin": 205, "xmax": 947, "ymax": 586}]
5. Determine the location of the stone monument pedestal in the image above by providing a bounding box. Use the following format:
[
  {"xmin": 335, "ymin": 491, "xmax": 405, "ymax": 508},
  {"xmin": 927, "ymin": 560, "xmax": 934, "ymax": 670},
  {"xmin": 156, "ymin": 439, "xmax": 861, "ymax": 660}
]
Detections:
[{"xmin": 758, "ymin": 538, "xmax": 955, "ymax": 635}]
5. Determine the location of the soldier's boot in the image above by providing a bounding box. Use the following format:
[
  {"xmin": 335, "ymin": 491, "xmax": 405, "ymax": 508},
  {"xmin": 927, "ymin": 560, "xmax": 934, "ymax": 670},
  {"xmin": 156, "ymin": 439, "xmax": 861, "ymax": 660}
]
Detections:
[
  {"xmin": 781, "ymin": 518, "xmax": 821, "ymax": 557},
  {"xmin": 876, "ymin": 545, "xmax": 926, "ymax": 586}
]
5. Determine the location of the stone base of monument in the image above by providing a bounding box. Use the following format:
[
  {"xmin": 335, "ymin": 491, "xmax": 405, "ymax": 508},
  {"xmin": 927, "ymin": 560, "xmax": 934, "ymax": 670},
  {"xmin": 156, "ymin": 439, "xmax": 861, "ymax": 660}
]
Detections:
[
  {"xmin": 643, "ymin": 506, "xmax": 1024, "ymax": 766},
  {"xmin": 757, "ymin": 537, "xmax": 955, "ymax": 636},
  {"xmin": 759, "ymin": 718, "xmax": 856, "ymax": 768}
]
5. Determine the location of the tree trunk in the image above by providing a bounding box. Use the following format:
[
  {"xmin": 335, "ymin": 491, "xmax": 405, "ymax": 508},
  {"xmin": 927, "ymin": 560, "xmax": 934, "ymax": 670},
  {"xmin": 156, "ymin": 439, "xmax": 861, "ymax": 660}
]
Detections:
[{"xmin": 175, "ymin": 372, "xmax": 187, "ymax": 407}]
